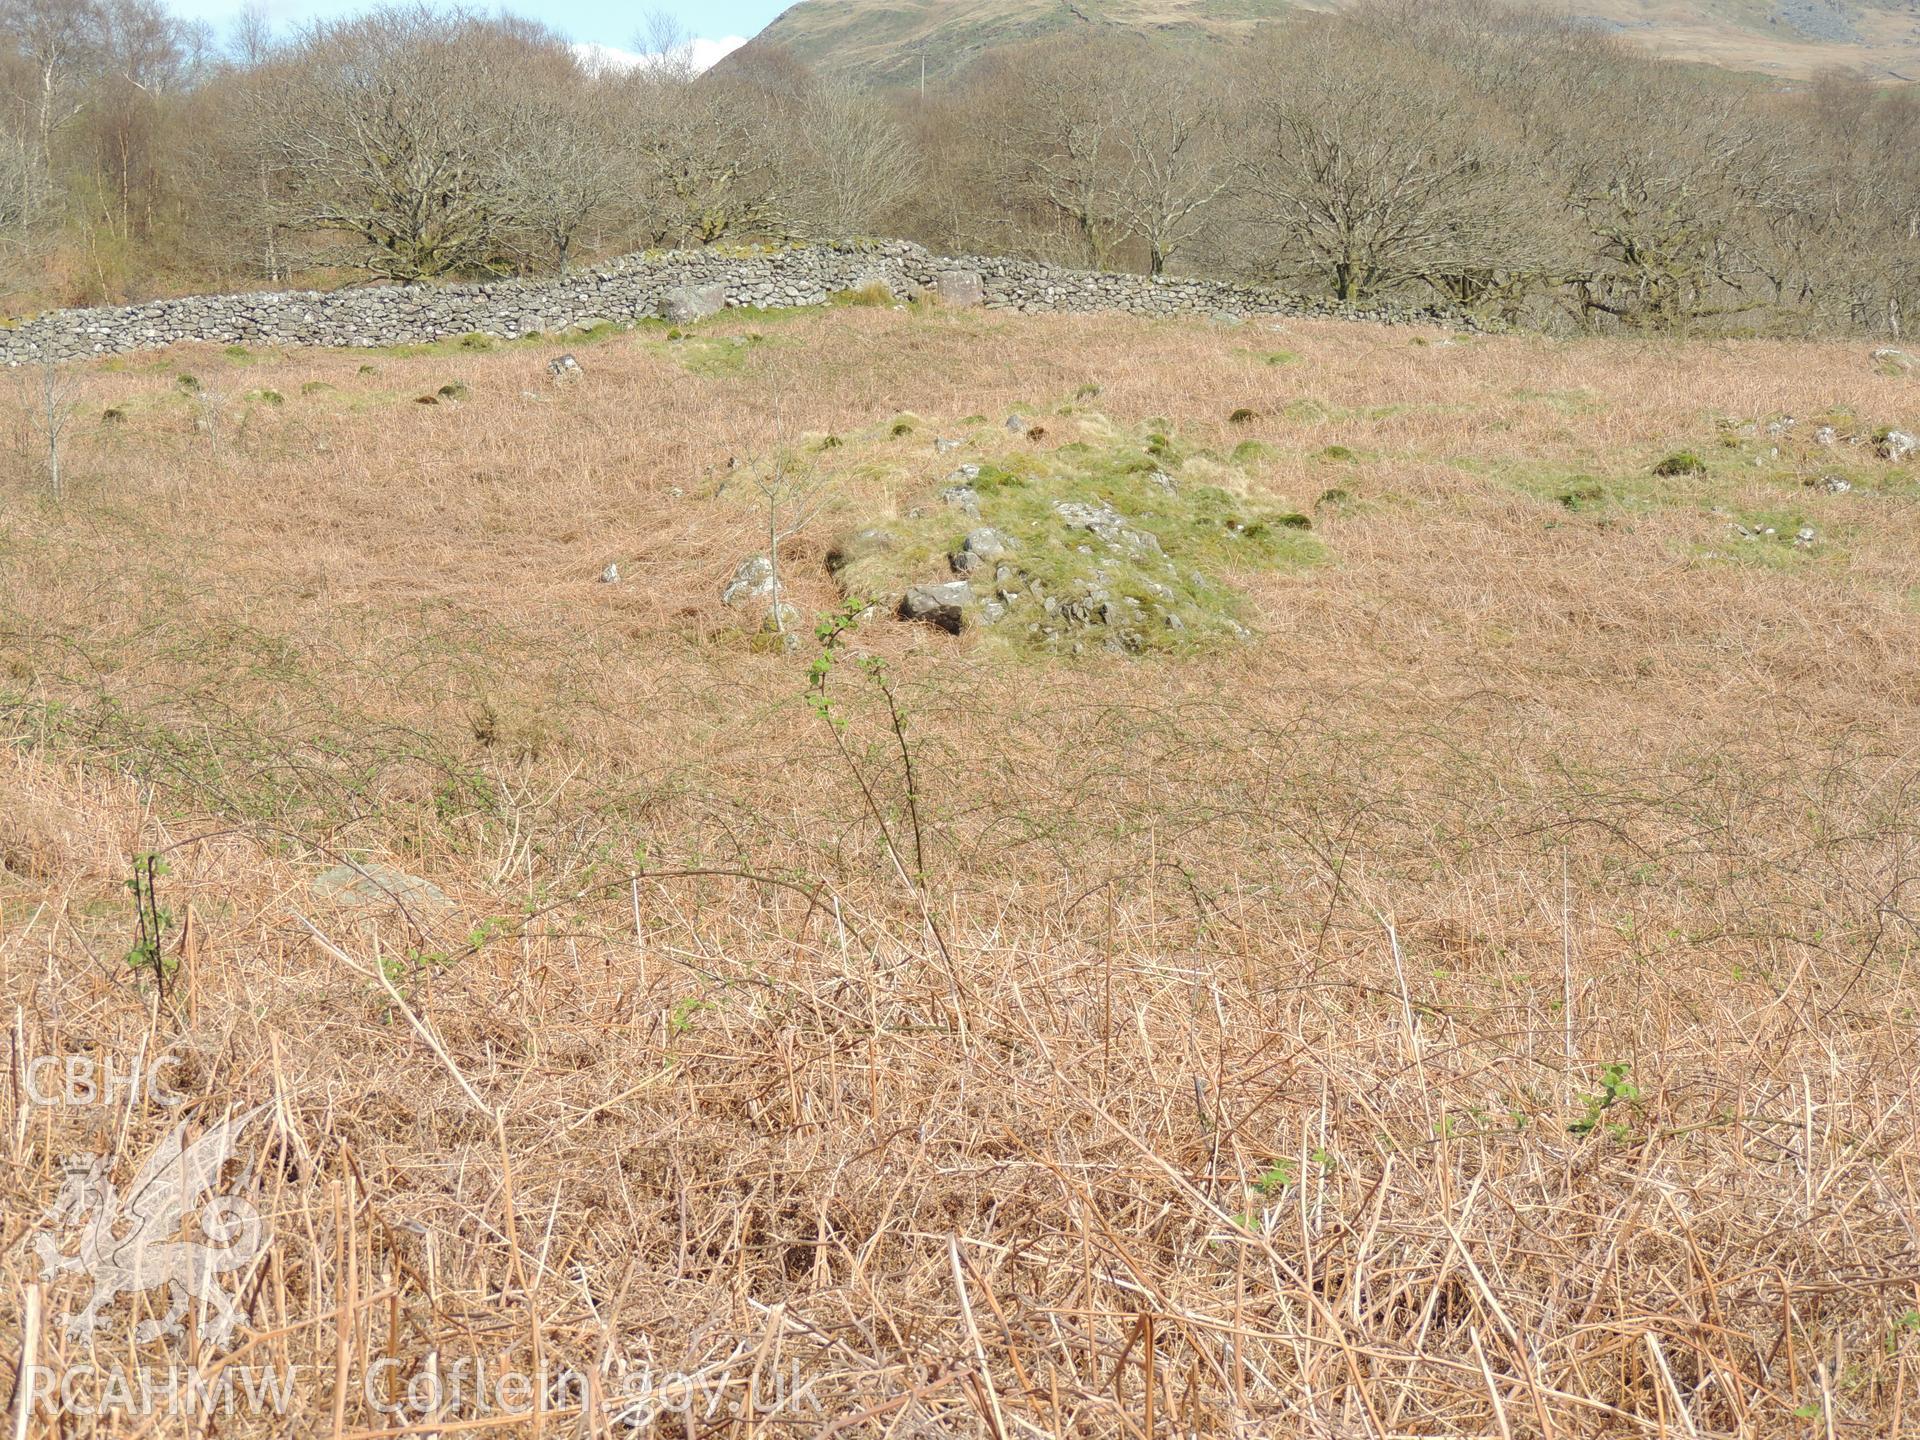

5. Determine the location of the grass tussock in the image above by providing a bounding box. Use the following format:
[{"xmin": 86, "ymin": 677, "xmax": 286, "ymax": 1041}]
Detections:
[{"xmin": 1, "ymin": 308, "xmax": 1919, "ymax": 1437}]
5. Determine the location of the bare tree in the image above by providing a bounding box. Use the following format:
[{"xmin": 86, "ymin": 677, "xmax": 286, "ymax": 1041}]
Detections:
[
  {"xmin": 632, "ymin": 8, "xmax": 693, "ymax": 77},
  {"xmin": 0, "ymin": 115, "xmax": 45, "ymax": 272},
  {"xmin": 90, "ymin": 0, "xmax": 190, "ymax": 240},
  {"xmin": 1235, "ymin": 28, "xmax": 1540, "ymax": 303},
  {"xmin": 495, "ymin": 88, "xmax": 620, "ymax": 271},
  {"xmin": 0, "ymin": 0, "xmax": 103, "ymax": 164},
  {"xmin": 989, "ymin": 34, "xmax": 1233, "ymax": 275},
  {"xmin": 1107, "ymin": 52, "xmax": 1233, "ymax": 276},
  {"xmin": 999, "ymin": 37, "xmax": 1135, "ymax": 269},
  {"xmin": 224, "ymin": 4, "xmax": 271, "ymax": 66},
  {"xmin": 241, "ymin": 8, "xmax": 573, "ymax": 280},
  {"xmin": 785, "ymin": 83, "xmax": 918, "ymax": 240},
  {"xmin": 608, "ymin": 59, "xmax": 785, "ymax": 247}
]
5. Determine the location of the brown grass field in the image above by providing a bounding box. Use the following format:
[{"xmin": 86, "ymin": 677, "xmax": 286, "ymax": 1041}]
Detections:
[{"xmin": 3, "ymin": 302, "xmax": 1920, "ymax": 1438}]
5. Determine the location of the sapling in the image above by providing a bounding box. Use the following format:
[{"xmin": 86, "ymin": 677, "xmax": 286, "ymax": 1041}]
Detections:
[{"xmin": 18, "ymin": 358, "xmax": 85, "ymax": 500}]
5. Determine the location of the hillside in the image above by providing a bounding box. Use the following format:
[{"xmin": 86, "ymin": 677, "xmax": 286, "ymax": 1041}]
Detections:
[{"xmin": 725, "ymin": 0, "xmax": 1920, "ymax": 83}]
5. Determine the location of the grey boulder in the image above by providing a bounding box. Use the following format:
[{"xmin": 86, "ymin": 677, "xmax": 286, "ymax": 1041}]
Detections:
[
  {"xmin": 901, "ymin": 581, "xmax": 973, "ymax": 633},
  {"xmin": 927, "ymin": 270, "xmax": 984, "ymax": 308},
  {"xmin": 722, "ymin": 554, "xmax": 778, "ymax": 606},
  {"xmin": 659, "ymin": 284, "xmax": 727, "ymax": 324}
]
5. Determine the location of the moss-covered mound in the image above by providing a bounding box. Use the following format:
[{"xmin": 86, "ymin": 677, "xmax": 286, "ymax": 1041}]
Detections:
[{"xmin": 828, "ymin": 429, "xmax": 1324, "ymax": 655}]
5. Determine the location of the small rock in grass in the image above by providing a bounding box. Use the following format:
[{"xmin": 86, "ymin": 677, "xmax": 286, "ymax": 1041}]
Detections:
[
  {"xmin": 1880, "ymin": 429, "xmax": 1917, "ymax": 462},
  {"xmin": 548, "ymin": 353, "xmax": 582, "ymax": 380},
  {"xmin": 722, "ymin": 554, "xmax": 778, "ymax": 606},
  {"xmin": 598, "ymin": 562, "xmax": 620, "ymax": 584},
  {"xmin": 314, "ymin": 862, "xmax": 448, "ymax": 911}
]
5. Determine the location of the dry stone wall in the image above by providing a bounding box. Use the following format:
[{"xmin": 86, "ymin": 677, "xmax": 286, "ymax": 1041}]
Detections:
[{"xmin": 0, "ymin": 240, "xmax": 1486, "ymax": 364}]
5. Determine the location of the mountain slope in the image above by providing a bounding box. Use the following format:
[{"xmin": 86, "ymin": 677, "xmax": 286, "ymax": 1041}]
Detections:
[
  {"xmin": 723, "ymin": 0, "xmax": 1920, "ymax": 84},
  {"xmin": 726, "ymin": 0, "xmax": 1285, "ymax": 86}
]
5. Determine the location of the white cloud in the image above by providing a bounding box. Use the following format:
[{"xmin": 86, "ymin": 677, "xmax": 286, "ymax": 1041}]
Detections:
[
  {"xmin": 686, "ymin": 35, "xmax": 748, "ymax": 71},
  {"xmin": 571, "ymin": 35, "xmax": 746, "ymax": 75}
]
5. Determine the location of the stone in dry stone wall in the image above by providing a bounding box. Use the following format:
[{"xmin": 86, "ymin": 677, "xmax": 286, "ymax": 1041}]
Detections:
[
  {"xmin": 658, "ymin": 283, "xmax": 727, "ymax": 324},
  {"xmin": 0, "ymin": 240, "xmax": 1487, "ymax": 365},
  {"xmin": 926, "ymin": 270, "xmax": 985, "ymax": 307}
]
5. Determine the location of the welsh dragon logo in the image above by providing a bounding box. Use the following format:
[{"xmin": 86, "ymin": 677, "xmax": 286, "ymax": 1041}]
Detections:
[{"xmin": 32, "ymin": 1105, "xmax": 271, "ymax": 1349}]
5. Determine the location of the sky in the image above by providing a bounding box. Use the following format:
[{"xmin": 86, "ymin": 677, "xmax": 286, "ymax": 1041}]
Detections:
[{"xmin": 169, "ymin": 0, "xmax": 791, "ymax": 61}]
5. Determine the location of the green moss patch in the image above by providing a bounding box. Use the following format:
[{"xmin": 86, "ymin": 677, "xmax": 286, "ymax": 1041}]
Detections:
[
  {"xmin": 653, "ymin": 332, "xmax": 772, "ymax": 378},
  {"xmin": 827, "ymin": 424, "xmax": 1324, "ymax": 656},
  {"xmin": 1654, "ymin": 451, "xmax": 1708, "ymax": 477}
]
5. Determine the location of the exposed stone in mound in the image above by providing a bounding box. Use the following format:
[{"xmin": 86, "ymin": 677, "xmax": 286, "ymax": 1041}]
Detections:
[
  {"xmin": 1053, "ymin": 499, "xmax": 1163, "ymax": 556},
  {"xmin": 1881, "ymin": 429, "xmax": 1918, "ymax": 462},
  {"xmin": 549, "ymin": 353, "xmax": 583, "ymax": 380},
  {"xmin": 950, "ymin": 527, "xmax": 1015, "ymax": 575},
  {"xmin": 901, "ymin": 581, "xmax": 973, "ymax": 633}
]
